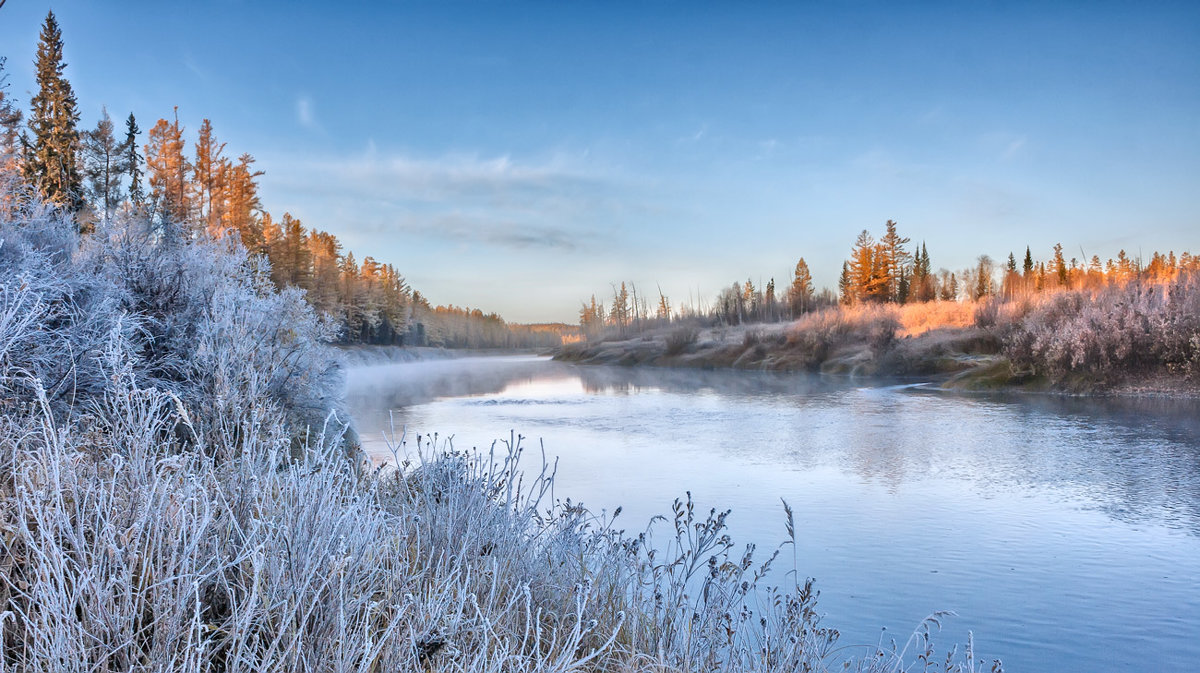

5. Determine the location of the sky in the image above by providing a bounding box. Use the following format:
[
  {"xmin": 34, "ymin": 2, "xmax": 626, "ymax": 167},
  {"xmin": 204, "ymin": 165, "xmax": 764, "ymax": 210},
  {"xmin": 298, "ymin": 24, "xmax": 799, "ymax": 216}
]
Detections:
[{"xmin": 2, "ymin": 1, "xmax": 1198, "ymax": 323}]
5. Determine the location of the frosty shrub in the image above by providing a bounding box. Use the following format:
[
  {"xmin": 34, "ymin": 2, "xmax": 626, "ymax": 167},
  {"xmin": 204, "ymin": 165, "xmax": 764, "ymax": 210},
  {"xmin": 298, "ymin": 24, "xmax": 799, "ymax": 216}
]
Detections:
[
  {"xmin": 664, "ymin": 325, "xmax": 699, "ymax": 356},
  {"xmin": 1002, "ymin": 273, "xmax": 1200, "ymax": 385},
  {"xmin": 0, "ymin": 195, "xmax": 342, "ymax": 452}
]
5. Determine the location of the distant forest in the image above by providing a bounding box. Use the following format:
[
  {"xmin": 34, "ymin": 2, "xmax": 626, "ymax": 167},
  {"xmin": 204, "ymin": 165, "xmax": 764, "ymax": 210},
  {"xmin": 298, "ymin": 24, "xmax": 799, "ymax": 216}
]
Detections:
[
  {"xmin": 579, "ymin": 217, "xmax": 1199, "ymax": 338},
  {"xmin": 0, "ymin": 14, "xmax": 571, "ymax": 350}
]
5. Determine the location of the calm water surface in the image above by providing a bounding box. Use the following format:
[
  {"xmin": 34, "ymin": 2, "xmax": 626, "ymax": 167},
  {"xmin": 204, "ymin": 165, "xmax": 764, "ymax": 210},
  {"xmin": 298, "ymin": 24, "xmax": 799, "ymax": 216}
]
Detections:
[{"xmin": 344, "ymin": 355, "xmax": 1200, "ymax": 673}]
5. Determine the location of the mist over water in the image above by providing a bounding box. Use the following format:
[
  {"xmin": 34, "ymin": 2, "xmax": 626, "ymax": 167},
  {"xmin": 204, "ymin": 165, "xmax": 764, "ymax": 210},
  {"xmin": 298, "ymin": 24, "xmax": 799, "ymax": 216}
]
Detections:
[{"xmin": 345, "ymin": 355, "xmax": 1200, "ymax": 672}]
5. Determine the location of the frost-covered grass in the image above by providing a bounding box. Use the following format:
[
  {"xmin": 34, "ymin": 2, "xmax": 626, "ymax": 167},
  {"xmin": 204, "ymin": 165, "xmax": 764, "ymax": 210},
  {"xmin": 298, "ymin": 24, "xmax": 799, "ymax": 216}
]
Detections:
[{"xmin": 0, "ymin": 193, "xmax": 1000, "ymax": 671}]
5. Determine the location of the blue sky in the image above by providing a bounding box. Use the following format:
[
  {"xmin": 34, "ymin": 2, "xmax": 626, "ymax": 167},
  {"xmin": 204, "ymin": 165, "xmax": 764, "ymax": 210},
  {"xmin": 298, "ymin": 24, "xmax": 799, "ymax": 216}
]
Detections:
[{"xmin": 2, "ymin": 1, "xmax": 1198, "ymax": 322}]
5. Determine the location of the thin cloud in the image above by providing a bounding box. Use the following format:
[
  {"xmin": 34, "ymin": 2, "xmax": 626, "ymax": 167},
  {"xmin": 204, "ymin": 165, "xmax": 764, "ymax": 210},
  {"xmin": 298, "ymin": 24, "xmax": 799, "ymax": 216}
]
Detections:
[
  {"xmin": 296, "ymin": 96, "xmax": 318, "ymax": 130},
  {"xmin": 415, "ymin": 214, "xmax": 589, "ymax": 251},
  {"xmin": 1001, "ymin": 136, "xmax": 1027, "ymax": 160},
  {"xmin": 263, "ymin": 150, "xmax": 638, "ymax": 253}
]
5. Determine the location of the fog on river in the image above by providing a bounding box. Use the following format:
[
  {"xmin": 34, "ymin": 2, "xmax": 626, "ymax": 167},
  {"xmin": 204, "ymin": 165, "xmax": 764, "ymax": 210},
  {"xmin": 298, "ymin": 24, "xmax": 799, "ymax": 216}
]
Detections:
[{"xmin": 345, "ymin": 355, "xmax": 1200, "ymax": 673}]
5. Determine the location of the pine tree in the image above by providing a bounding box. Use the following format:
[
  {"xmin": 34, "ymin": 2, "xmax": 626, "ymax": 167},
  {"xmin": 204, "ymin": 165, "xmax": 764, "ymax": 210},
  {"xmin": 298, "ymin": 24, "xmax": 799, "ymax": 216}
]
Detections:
[
  {"xmin": 611, "ymin": 282, "xmax": 630, "ymax": 331},
  {"xmin": 122, "ymin": 113, "xmax": 145, "ymax": 207},
  {"xmin": 193, "ymin": 118, "xmax": 227, "ymax": 236},
  {"xmin": 80, "ymin": 107, "xmax": 124, "ymax": 220},
  {"xmin": 848, "ymin": 230, "xmax": 887, "ymax": 303},
  {"xmin": 1052, "ymin": 243, "xmax": 1068, "ymax": 288},
  {"xmin": 973, "ymin": 255, "xmax": 994, "ymax": 300},
  {"xmin": 1022, "ymin": 246, "xmax": 1034, "ymax": 276},
  {"xmin": 879, "ymin": 219, "xmax": 911, "ymax": 302},
  {"xmin": 27, "ymin": 11, "xmax": 84, "ymax": 213},
  {"xmin": 789, "ymin": 257, "xmax": 814, "ymax": 315},
  {"xmin": 0, "ymin": 57, "xmax": 23, "ymax": 175},
  {"xmin": 270, "ymin": 212, "xmax": 312, "ymax": 289},
  {"xmin": 910, "ymin": 242, "xmax": 934, "ymax": 302},
  {"xmin": 838, "ymin": 261, "xmax": 852, "ymax": 305},
  {"xmin": 743, "ymin": 277, "xmax": 757, "ymax": 321},
  {"xmin": 1003, "ymin": 252, "xmax": 1019, "ymax": 298},
  {"xmin": 223, "ymin": 153, "xmax": 264, "ymax": 249},
  {"xmin": 145, "ymin": 108, "xmax": 191, "ymax": 226}
]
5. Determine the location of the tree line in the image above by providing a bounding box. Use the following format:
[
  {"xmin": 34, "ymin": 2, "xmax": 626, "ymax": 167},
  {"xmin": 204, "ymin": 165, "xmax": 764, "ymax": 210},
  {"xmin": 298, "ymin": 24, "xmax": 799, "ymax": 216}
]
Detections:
[
  {"xmin": 0, "ymin": 11, "xmax": 565, "ymax": 350},
  {"xmin": 579, "ymin": 219, "xmax": 1199, "ymax": 335}
]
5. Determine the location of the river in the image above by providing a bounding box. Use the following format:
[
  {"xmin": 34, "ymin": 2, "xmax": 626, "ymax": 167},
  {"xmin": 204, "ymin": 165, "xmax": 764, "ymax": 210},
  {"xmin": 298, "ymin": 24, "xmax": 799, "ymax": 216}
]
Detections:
[{"xmin": 344, "ymin": 354, "xmax": 1200, "ymax": 672}]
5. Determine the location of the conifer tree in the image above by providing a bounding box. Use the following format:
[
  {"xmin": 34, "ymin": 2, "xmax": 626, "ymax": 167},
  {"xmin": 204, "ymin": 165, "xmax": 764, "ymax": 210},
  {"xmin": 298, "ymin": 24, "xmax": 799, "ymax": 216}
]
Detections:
[
  {"xmin": 879, "ymin": 219, "xmax": 911, "ymax": 302},
  {"xmin": 611, "ymin": 282, "xmax": 630, "ymax": 331},
  {"xmin": 122, "ymin": 112, "xmax": 145, "ymax": 207},
  {"xmin": 848, "ymin": 230, "xmax": 887, "ymax": 303},
  {"xmin": 27, "ymin": 11, "xmax": 84, "ymax": 213},
  {"xmin": 1022, "ymin": 246, "xmax": 1034, "ymax": 276},
  {"xmin": 80, "ymin": 107, "xmax": 124, "ymax": 220},
  {"xmin": 223, "ymin": 153, "xmax": 264, "ymax": 249},
  {"xmin": 789, "ymin": 257, "xmax": 814, "ymax": 315},
  {"xmin": 193, "ymin": 118, "xmax": 227, "ymax": 236},
  {"xmin": 0, "ymin": 57, "xmax": 23, "ymax": 175},
  {"xmin": 910, "ymin": 242, "xmax": 933, "ymax": 302},
  {"xmin": 973, "ymin": 255, "xmax": 994, "ymax": 300},
  {"xmin": 145, "ymin": 108, "xmax": 191, "ymax": 226},
  {"xmin": 838, "ymin": 261, "xmax": 852, "ymax": 305},
  {"xmin": 743, "ymin": 277, "xmax": 757, "ymax": 321},
  {"xmin": 1052, "ymin": 243, "xmax": 1068, "ymax": 287}
]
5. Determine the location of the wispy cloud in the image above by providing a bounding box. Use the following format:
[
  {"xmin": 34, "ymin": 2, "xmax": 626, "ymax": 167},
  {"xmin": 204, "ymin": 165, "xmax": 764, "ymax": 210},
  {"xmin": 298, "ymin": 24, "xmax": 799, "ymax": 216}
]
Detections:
[
  {"xmin": 411, "ymin": 214, "xmax": 591, "ymax": 251},
  {"xmin": 263, "ymin": 150, "xmax": 644, "ymax": 253},
  {"xmin": 1001, "ymin": 136, "xmax": 1027, "ymax": 160},
  {"xmin": 296, "ymin": 96, "xmax": 318, "ymax": 130},
  {"xmin": 678, "ymin": 124, "xmax": 708, "ymax": 144},
  {"xmin": 980, "ymin": 131, "xmax": 1029, "ymax": 161}
]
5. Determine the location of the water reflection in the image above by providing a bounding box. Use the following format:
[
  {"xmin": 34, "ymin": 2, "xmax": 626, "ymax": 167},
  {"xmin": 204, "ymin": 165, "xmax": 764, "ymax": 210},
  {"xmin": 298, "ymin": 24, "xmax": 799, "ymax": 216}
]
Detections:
[{"xmin": 345, "ymin": 356, "xmax": 1200, "ymax": 535}]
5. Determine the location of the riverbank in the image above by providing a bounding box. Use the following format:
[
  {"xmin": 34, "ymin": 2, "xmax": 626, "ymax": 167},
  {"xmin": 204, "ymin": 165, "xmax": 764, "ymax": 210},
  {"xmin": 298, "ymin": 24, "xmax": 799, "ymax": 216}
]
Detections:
[{"xmin": 554, "ymin": 319, "xmax": 1200, "ymax": 397}]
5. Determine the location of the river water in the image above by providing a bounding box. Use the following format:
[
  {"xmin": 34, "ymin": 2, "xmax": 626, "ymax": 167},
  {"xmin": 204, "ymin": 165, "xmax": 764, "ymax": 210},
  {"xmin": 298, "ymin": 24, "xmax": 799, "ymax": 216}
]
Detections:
[{"xmin": 344, "ymin": 355, "xmax": 1200, "ymax": 672}]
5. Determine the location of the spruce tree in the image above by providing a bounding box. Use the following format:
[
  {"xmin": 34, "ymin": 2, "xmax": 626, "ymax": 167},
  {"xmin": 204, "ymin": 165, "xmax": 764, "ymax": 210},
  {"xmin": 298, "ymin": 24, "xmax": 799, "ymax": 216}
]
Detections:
[
  {"xmin": 838, "ymin": 261, "xmax": 852, "ymax": 305},
  {"xmin": 790, "ymin": 257, "xmax": 814, "ymax": 315},
  {"xmin": 145, "ymin": 108, "xmax": 191, "ymax": 226},
  {"xmin": 28, "ymin": 11, "xmax": 84, "ymax": 213},
  {"xmin": 879, "ymin": 219, "xmax": 911, "ymax": 302},
  {"xmin": 0, "ymin": 57, "xmax": 23, "ymax": 173},
  {"xmin": 122, "ymin": 112, "xmax": 145, "ymax": 207},
  {"xmin": 81, "ymin": 107, "xmax": 123, "ymax": 220},
  {"xmin": 1023, "ymin": 246, "xmax": 1034, "ymax": 276},
  {"xmin": 193, "ymin": 118, "xmax": 227, "ymax": 235}
]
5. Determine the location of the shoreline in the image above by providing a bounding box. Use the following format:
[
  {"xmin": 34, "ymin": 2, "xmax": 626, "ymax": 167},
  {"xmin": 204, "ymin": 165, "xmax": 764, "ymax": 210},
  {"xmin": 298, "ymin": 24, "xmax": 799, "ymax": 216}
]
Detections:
[{"xmin": 551, "ymin": 323, "xmax": 1200, "ymax": 400}]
